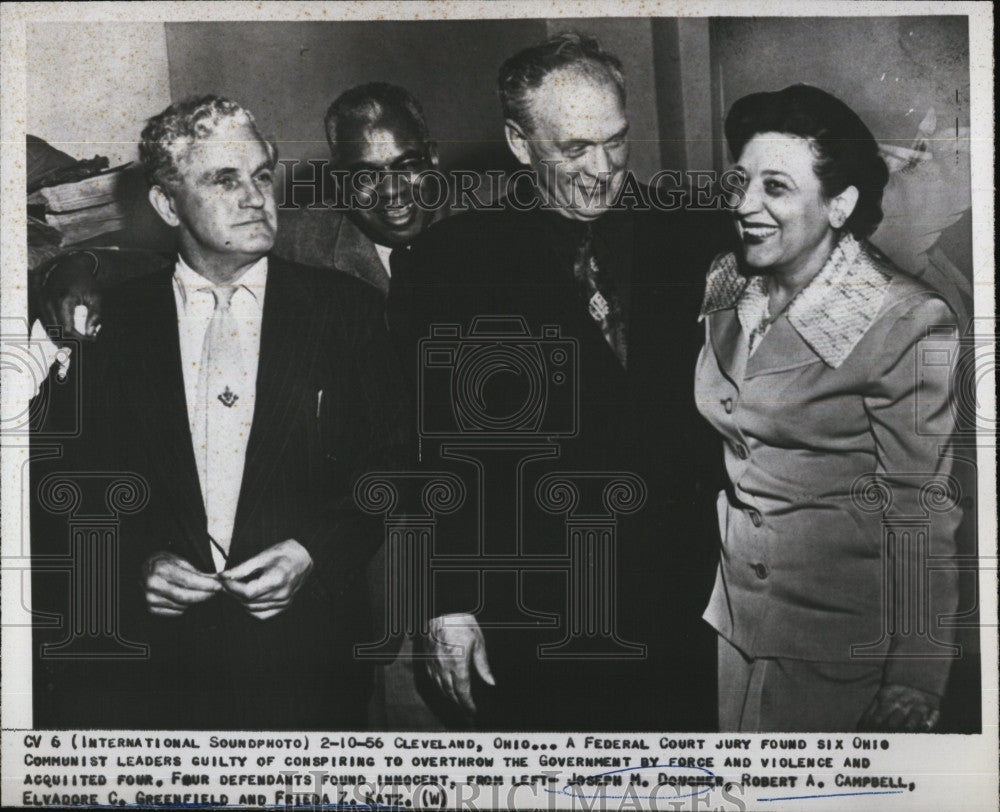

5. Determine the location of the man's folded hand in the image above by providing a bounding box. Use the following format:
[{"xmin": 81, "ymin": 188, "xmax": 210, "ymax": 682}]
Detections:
[
  {"xmin": 219, "ymin": 539, "xmax": 313, "ymax": 620},
  {"xmin": 143, "ymin": 551, "xmax": 222, "ymax": 617}
]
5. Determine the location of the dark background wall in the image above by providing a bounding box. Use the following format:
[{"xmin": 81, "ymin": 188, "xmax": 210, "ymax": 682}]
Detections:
[
  {"xmin": 163, "ymin": 19, "xmax": 669, "ymax": 183},
  {"xmin": 165, "ymin": 20, "xmax": 545, "ymax": 174}
]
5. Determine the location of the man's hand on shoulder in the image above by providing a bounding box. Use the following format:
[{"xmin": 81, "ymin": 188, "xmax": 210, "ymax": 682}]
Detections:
[
  {"xmin": 424, "ymin": 613, "xmax": 495, "ymax": 715},
  {"xmin": 39, "ymin": 251, "xmax": 103, "ymax": 343},
  {"xmin": 219, "ymin": 539, "xmax": 313, "ymax": 621},
  {"xmin": 143, "ymin": 552, "xmax": 222, "ymax": 617}
]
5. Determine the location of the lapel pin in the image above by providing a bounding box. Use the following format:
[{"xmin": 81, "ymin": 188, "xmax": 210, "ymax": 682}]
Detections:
[{"xmin": 218, "ymin": 387, "xmax": 239, "ymax": 408}]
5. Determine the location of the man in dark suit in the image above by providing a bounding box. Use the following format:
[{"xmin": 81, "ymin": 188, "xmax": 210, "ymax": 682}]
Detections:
[
  {"xmin": 33, "ymin": 82, "xmax": 450, "ymax": 731},
  {"xmin": 388, "ymin": 33, "xmax": 736, "ymax": 730},
  {"xmin": 33, "ymin": 95, "xmax": 409, "ymax": 729}
]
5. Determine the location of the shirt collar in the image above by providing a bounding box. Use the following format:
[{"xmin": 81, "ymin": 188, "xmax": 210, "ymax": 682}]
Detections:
[
  {"xmin": 699, "ymin": 234, "xmax": 893, "ymax": 368},
  {"xmin": 374, "ymin": 242, "xmax": 394, "ymax": 276},
  {"xmin": 173, "ymin": 254, "xmax": 268, "ymax": 312}
]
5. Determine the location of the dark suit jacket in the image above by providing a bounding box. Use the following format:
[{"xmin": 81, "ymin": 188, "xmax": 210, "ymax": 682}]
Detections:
[
  {"xmin": 33, "ymin": 252, "xmax": 410, "ymax": 729},
  {"xmin": 387, "ymin": 200, "xmax": 738, "ymax": 729}
]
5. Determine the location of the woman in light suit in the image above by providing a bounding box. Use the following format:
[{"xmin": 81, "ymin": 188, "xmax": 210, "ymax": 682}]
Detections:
[{"xmin": 695, "ymin": 85, "xmax": 961, "ymax": 732}]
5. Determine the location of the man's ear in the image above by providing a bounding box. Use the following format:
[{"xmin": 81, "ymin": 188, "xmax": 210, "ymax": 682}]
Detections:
[
  {"xmin": 828, "ymin": 184, "xmax": 859, "ymax": 230},
  {"xmin": 148, "ymin": 185, "xmax": 180, "ymax": 228},
  {"xmin": 426, "ymin": 140, "xmax": 441, "ymax": 169},
  {"xmin": 504, "ymin": 120, "xmax": 532, "ymax": 167}
]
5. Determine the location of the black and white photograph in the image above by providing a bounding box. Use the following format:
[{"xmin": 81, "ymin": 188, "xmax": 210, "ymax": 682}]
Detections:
[{"xmin": 1, "ymin": 2, "xmax": 995, "ymax": 809}]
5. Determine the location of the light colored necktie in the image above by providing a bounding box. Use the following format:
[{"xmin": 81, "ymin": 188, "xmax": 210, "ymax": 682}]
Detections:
[{"xmin": 193, "ymin": 284, "xmax": 245, "ymax": 568}]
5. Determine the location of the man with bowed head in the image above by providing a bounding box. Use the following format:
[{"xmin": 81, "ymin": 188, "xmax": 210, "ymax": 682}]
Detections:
[
  {"xmin": 390, "ymin": 33, "xmax": 736, "ymax": 730},
  {"xmin": 35, "ymin": 96, "xmax": 408, "ymax": 729}
]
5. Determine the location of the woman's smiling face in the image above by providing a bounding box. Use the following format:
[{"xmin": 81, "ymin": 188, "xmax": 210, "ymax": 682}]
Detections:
[{"xmin": 729, "ymin": 133, "xmax": 842, "ymax": 277}]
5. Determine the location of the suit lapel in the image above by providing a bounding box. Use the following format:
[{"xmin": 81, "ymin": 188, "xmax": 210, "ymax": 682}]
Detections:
[
  {"xmin": 333, "ymin": 215, "xmax": 390, "ymax": 294},
  {"xmin": 708, "ymin": 308, "xmax": 747, "ymax": 388},
  {"xmin": 230, "ymin": 258, "xmax": 324, "ymax": 560},
  {"xmin": 744, "ymin": 315, "xmax": 823, "ymax": 379},
  {"xmin": 114, "ymin": 273, "xmax": 214, "ymax": 571}
]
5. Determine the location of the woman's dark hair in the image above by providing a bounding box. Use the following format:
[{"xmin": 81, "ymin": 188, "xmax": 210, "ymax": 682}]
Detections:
[{"xmin": 724, "ymin": 84, "xmax": 889, "ymax": 239}]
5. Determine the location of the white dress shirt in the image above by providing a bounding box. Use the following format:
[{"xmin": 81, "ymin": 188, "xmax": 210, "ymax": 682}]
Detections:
[
  {"xmin": 375, "ymin": 242, "xmax": 393, "ymax": 277},
  {"xmin": 173, "ymin": 255, "xmax": 267, "ymax": 571}
]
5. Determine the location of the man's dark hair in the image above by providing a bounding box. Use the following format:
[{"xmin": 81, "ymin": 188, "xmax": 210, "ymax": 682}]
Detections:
[
  {"xmin": 324, "ymin": 82, "xmax": 430, "ymax": 165},
  {"xmin": 725, "ymin": 83, "xmax": 889, "ymax": 239},
  {"xmin": 497, "ymin": 32, "xmax": 626, "ymax": 133},
  {"xmin": 139, "ymin": 95, "xmax": 275, "ymax": 189}
]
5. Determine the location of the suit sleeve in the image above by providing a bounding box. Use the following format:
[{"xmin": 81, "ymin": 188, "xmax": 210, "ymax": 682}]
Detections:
[{"xmin": 862, "ymin": 293, "xmax": 962, "ymax": 696}]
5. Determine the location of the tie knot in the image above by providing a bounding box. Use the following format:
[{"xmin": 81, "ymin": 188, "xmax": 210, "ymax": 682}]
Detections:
[{"xmin": 205, "ymin": 284, "xmax": 238, "ymax": 311}]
